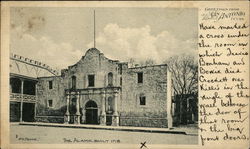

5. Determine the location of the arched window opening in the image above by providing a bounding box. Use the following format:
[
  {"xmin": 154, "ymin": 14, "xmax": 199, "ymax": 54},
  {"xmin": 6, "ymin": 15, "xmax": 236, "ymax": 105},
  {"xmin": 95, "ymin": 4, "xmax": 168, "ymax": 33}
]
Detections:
[{"xmin": 108, "ymin": 72, "xmax": 113, "ymax": 86}]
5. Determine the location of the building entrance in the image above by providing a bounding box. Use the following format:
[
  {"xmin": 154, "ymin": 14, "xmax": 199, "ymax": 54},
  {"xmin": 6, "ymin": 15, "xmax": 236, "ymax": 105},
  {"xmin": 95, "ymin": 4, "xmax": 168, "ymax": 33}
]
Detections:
[
  {"xmin": 22, "ymin": 103, "xmax": 35, "ymax": 122},
  {"xmin": 85, "ymin": 100, "xmax": 98, "ymax": 124}
]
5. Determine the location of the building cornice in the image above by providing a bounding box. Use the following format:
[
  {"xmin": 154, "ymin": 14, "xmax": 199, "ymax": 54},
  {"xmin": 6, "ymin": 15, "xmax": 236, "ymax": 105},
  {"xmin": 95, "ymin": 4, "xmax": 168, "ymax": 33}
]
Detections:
[{"xmin": 10, "ymin": 53, "xmax": 60, "ymax": 76}]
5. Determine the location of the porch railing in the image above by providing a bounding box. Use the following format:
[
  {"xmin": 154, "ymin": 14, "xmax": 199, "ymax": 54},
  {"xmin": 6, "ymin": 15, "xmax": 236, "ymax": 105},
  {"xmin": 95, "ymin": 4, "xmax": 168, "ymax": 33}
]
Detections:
[{"xmin": 10, "ymin": 93, "xmax": 36, "ymax": 103}]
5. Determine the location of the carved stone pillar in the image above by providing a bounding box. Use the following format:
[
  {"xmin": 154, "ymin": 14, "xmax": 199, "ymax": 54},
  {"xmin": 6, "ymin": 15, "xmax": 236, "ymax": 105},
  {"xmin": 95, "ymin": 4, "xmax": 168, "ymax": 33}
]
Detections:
[
  {"xmin": 20, "ymin": 79, "xmax": 24, "ymax": 122},
  {"xmin": 75, "ymin": 92, "xmax": 81, "ymax": 124},
  {"xmin": 81, "ymin": 108, "xmax": 86, "ymax": 124},
  {"xmin": 64, "ymin": 94, "xmax": 70, "ymax": 124},
  {"xmin": 100, "ymin": 91, "xmax": 106, "ymax": 125},
  {"xmin": 112, "ymin": 90, "xmax": 119, "ymax": 126}
]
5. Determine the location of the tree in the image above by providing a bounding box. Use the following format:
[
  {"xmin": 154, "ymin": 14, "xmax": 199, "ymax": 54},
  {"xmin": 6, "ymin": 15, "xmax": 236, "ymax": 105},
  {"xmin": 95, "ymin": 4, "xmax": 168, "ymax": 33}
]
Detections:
[
  {"xmin": 144, "ymin": 58, "xmax": 156, "ymax": 66},
  {"xmin": 139, "ymin": 58, "xmax": 156, "ymax": 67},
  {"xmin": 164, "ymin": 54, "xmax": 198, "ymax": 125},
  {"xmin": 129, "ymin": 58, "xmax": 156, "ymax": 67},
  {"xmin": 128, "ymin": 58, "xmax": 135, "ymax": 68}
]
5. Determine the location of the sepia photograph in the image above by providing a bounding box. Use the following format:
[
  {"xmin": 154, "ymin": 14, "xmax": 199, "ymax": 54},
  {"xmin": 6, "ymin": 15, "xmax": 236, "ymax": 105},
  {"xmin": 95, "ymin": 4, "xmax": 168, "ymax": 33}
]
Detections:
[{"xmin": 9, "ymin": 7, "xmax": 198, "ymax": 145}]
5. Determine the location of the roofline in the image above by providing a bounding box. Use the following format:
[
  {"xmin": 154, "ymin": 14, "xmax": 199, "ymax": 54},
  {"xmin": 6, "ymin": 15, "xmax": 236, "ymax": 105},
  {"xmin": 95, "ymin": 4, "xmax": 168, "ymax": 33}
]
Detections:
[
  {"xmin": 67, "ymin": 48, "xmax": 121, "ymax": 69},
  {"xmin": 129, "ymin": 64, "xmax": 168, "ymax": 69},
  {"xmin": 10, "ymin": 53, "xmax": 59, "ymax": 76},
  {"xmin": 37, "ymin": 75, "xmax": 61, "ymax": 79},
  {"xmin": 10, "ymin": 73, "xmax": 38, "ymax": 81}
]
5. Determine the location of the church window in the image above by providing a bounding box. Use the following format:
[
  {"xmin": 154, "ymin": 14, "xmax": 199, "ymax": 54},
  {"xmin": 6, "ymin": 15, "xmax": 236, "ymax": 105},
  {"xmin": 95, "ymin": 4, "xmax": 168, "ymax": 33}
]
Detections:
[
  {"xmin": 139, "ymin": 94, "xmax": 146, "ymax": 106},
  {"xmin": 49, "ymin": 81, "xmax": 53, "ymax": 89},
  {"xmin": 48, "ymin": 99, "xmax": 53, "ymax": 108},
  {"xmin": 108, "ymin": 72, "xmax": 113, "ymax": 86},
  {"xmin": 118, "ymin": 64, "xmax": 122, "ymax": 74},
  {"xmin": 88, "ymin": 75, "xmax": 95, "ymax": 87},
  {"xmin": 72, "ymin": 76, "xmax": 76, "ymax": 89},
  {"xmin": 137, "ymin": 72, "xmax": 143, "ymax": 83},
  {"xmin": 120, "ymin": 77, "xmax": 122, "ymax": 86}
]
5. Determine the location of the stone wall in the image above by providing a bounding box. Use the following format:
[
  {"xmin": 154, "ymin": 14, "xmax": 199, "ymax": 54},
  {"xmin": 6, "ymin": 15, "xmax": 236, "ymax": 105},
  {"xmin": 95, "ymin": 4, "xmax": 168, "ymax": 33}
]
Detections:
[
  {"xmin": 36, "ymin": 76, "xmax": 67, "ymax": 117},
  {"xmin": 35, "ymin": 116, "xmax": 64, "ymax": 123},
  {"xmin": 120, "ymin": 117, "xmax": 168, "ymax": 128},
  {"xmin": 119, "ymin": 65, "xmax": 169, "ymax": 128}
]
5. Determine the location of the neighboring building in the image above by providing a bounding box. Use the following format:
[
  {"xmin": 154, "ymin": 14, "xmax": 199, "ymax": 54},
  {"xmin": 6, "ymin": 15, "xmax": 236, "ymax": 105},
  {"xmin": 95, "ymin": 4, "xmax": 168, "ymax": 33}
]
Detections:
[
  {"xmin": 172, "ymin": 93, "xmax": 198, "ymax": 125},
  {"xmin": 9, "ymin": 53, "xmax": 59, "ymax": 122},
  {"xmin": 10, "ymin": 48, "xmax": 173, "ymax": 128}
]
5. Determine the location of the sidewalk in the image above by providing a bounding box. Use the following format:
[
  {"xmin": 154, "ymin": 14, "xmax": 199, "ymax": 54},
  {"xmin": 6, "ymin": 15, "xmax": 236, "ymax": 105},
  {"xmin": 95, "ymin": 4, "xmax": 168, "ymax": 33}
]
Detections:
[
  {"xmin": 171, "ymin": 124, "xmax": 198, "ymax": 136},
  {"xmin": 18, "ymin": 122, "xmax": 198, "ymax": 136}
]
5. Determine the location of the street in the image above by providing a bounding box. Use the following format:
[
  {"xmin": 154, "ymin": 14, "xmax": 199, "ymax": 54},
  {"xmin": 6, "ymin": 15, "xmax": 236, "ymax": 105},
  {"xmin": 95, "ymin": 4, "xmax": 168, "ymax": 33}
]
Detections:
[{"xmin": 10, "ymin": 124, "xmax": 198, "ymax": 145}]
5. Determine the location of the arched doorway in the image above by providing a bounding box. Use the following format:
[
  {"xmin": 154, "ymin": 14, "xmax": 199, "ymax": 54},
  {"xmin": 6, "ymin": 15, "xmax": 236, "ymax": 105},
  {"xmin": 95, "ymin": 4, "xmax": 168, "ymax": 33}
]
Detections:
[{"xmin": 85, "ymin": 100, "xmax": 98, "ymax": 124}]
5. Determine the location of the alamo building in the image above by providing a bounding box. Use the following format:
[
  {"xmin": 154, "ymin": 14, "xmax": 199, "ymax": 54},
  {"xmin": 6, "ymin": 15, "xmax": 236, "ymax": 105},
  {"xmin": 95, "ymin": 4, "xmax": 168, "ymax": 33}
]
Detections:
[{"xmin": 10, "ymin": 47, "xmax": 175, "ymax": 128}]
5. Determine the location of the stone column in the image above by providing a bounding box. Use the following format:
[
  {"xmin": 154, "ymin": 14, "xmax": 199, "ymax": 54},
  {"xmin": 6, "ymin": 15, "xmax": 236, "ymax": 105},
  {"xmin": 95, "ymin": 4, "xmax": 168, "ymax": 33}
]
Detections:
[
  {"xmin": 34, "ymin": 83, "xmax": 37, "ymax": 121},
  {"xmin": 81, "ymin": 108, "xmax": 86, "ymax": 124},
  {"xmin": 112, "ymin": 90, "xmax": 119, "ymax": 126},
  {"xmin": 115, "ymin": 67, "xmax": 118, "ymax": 86},
  {"xmin": 104, "ymin": 74, "xmax": 107, "ymax": 87},
  {"xmin": 75, "ymin": 92, "xmax": 81, "ymax": 124},
  {"xmin": 167, "ymin": 70, "xmax": 173, "ymax": 128},
  {"xmin": 20, "ymin": 79, "xmax": 24, "ymax": 122},
  {"xmin": 10, "ymin": 79, "xmax": 12, "ymax": 93},
  {"xmin": 100, "ymin": 91, "xmax": 106, "ymax": 125},
  {"xmin": 64, "ymin": 94, "xmax": 70, "ymax": 124}
]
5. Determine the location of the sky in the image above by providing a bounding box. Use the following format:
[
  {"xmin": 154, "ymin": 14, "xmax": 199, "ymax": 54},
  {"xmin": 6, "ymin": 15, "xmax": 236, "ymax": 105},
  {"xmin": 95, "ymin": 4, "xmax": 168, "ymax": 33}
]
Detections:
[{"xmin": 10, "ymin": 7, "xmax": 197, "ymax": 70}]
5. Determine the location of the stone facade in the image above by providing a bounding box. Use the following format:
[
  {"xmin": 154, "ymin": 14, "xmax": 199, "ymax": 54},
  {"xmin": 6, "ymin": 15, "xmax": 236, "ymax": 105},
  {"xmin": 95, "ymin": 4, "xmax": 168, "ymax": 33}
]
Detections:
[
  {"xmin": 120, "ymin": 65, "xmax": 169, "ymax": 128},
  {"xmin": 36, "ymin": 76, "xmax": 67, "ymax": 123},
  {"xmin": 36, "ymin": 48, "xmax": 173, "ymax": 128}
]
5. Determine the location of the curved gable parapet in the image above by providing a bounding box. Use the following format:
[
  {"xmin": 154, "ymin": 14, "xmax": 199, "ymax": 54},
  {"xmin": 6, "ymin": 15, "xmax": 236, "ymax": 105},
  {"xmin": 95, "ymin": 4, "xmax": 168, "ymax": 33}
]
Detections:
[
  {"xmin": 67, "ymin": 48, "xmax": 101, "ymax": 69},
  {"xmin": 63, "ymin": 48, "xmax": 123, "ymax": 88},
  {"xmin": 85, "ymin": 48, "xmax": 101, "ymax": 55},
  {"xmin": 84, "ymin": 48, "xmax": 120, "ymax": 63},
  {"xmin": 67, "ymin": 48, "xmax": 120, "ymax": 71}
]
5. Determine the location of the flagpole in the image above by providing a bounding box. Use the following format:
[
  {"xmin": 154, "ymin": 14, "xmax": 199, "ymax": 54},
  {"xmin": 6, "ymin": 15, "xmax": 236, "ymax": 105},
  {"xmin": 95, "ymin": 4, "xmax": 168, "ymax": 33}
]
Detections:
[{"xmin": 94, "ymin": 10, "xmax": 95, "ymax": 48}]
